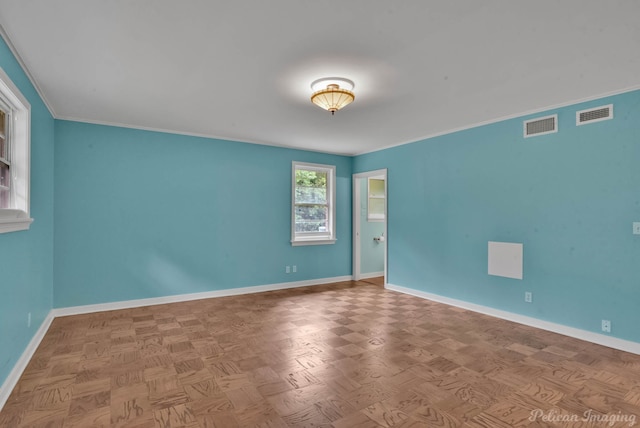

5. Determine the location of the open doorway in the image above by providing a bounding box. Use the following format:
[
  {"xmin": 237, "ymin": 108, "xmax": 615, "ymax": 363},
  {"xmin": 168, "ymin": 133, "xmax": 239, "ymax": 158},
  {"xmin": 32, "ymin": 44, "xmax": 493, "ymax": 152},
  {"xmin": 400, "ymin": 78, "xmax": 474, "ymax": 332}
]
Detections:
[{"xmin": 352, "ymin": 169, "xmax": 387, "ymax": 285}]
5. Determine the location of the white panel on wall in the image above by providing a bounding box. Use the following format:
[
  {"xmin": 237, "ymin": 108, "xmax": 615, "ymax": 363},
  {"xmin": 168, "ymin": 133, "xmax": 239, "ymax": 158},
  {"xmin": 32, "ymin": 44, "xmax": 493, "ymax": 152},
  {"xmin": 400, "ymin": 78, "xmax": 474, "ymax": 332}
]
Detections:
[{"xmin": 488, "ymin": 241, "xmax": 523, "ymax": 279}]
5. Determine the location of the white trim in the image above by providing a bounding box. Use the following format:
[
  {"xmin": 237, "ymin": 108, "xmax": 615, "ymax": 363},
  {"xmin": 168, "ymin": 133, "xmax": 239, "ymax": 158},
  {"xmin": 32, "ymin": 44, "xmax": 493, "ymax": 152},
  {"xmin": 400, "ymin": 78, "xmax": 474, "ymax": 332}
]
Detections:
[
  {"xmin": 358, "ymin": 271, "xmax": 384, "ymax": 280},
  {"xmin": 355, "ymin": 85, "xmax": 640, "ymax": 156},
  {"xmin": 386, "ymin": 283, "xmax": 640, "ymax": 355},
  {"xmin": 0, "ymin": 311, "xmax": 54, "ymax": 410},
  {"xmin": 0, "ymin": 216, "xmax": 33, "ymax": 233},
  {"xmin": 52, "ymin": 276, "xmax": 353, "ymax": 317},
  {"xmin": 353, "ymin": 176, "xmax": 360, "ymax": 280},
  {"xmin": 576, "ymin": 103, "xmax": 614, "ymax": 126},
  {"xmin": 523, "ymin": 114, "xmax": 558, "ymax": 138},
  {"xmin": 291, "ymin": 238, "xmax": 336, "ymax": 247}
]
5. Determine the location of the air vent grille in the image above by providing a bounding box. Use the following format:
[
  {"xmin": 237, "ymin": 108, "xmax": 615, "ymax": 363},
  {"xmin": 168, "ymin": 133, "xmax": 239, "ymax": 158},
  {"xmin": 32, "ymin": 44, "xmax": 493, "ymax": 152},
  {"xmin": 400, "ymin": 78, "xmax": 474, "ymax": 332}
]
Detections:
[
  {"xmin": 576, "ymin": 104, "xmax": 613, "ymax": 125},
  {"xmin": 524, "ymin": 115, "xmax": 557, "ymax": 138}
]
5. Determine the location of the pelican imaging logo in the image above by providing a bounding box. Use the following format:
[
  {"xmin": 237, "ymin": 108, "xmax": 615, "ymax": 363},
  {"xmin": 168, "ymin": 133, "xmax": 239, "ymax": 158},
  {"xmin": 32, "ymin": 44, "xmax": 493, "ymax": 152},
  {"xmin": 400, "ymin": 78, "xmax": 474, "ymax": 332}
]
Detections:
[{"xmin": 529, "ymin": 409, "xmax": 636, "ymax": 426}]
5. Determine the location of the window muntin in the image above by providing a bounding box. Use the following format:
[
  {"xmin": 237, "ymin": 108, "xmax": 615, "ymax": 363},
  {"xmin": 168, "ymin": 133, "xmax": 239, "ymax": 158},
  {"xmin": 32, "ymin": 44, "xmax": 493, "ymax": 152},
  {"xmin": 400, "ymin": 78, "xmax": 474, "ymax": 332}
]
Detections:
[{"xmin": 292, "ymin": 162, "xmax": 336, "ymax": 245}]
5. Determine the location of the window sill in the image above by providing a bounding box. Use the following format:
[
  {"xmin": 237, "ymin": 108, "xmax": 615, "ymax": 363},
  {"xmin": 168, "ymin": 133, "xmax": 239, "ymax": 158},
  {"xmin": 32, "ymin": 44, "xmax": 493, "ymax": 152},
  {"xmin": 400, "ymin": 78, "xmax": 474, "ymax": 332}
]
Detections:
[
  {"xmin": 0, "ymin": 209, "xmax": 33, "ymax": 233},
  {"xmin": 291, "ymin": 238, "xmax": 337, "ymax": 247}
]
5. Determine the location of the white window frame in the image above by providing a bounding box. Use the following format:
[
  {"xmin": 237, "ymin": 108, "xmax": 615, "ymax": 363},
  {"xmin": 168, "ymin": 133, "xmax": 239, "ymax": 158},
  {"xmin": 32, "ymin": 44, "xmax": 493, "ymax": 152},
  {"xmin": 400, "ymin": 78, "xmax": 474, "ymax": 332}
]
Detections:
[
  {"xmin": 291, "ymin": 161, "xmax": 336, "ymax": 246},
  {"xmin": 0, "ymin": 66, "xmax": 32, "ymax": 234}
]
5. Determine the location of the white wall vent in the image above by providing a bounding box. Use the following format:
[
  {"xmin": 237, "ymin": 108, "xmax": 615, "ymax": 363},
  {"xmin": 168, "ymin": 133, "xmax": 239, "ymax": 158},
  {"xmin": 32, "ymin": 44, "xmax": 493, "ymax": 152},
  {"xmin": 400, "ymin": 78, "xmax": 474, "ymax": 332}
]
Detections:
[
  {"xmin": 523, "ymin": 114, "xmax": 557, "ymax": 138},
  {"xmin": 576, "ymin": 104, "xmax": 613, "ymax": 126}
]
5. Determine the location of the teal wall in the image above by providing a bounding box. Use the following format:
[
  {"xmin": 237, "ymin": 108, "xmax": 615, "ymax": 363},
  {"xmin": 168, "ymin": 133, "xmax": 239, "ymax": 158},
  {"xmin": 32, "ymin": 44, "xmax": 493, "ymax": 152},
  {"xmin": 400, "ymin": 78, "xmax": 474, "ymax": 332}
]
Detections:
[
  {"xmin": 354, "ymin": 90, "xmax": 640, "ymax": 342},
  {"xmin": 53, "ymin": 121, "xmax": 352, "ymax": 307},
  {"xmin": 0, "ymin": 38, "xmax": 54, "ymax": 385},
  {"xmin": 359, "ymin": 178, "xmax": 385, "ymax": 274}
]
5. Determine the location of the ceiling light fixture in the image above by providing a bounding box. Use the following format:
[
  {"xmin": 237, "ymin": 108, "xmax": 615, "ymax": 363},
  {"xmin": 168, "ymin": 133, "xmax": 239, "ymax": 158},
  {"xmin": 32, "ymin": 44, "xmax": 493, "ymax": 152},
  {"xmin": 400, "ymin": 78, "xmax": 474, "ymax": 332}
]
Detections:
[{"xmin": 310, "ymin": 77, "xmax": 355, "ymax": 115}]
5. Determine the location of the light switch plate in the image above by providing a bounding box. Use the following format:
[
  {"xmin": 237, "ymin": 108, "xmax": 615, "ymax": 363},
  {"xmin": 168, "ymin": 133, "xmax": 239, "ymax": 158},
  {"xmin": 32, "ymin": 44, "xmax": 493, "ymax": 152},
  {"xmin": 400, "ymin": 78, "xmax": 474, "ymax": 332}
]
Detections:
[{"xmin": 633, "ymin": 222, "xmax": 640, "ymax": 235}]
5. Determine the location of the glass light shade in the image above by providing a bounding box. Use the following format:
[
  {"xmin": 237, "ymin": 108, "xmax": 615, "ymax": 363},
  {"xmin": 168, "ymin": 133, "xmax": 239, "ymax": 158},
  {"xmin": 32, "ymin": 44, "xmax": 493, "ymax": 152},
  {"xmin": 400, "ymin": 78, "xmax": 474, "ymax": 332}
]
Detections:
[{"xmin": 311, "ymin": 84, "xmax": 355, "ymax": 114}]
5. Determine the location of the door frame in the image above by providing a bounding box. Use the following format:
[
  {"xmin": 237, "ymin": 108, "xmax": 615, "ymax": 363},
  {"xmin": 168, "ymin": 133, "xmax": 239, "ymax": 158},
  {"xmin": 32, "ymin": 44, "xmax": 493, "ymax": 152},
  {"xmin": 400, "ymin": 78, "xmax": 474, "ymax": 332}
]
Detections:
[{"xmin": 352, "ymin": 169, "xmax": 387, "ymax": 283}]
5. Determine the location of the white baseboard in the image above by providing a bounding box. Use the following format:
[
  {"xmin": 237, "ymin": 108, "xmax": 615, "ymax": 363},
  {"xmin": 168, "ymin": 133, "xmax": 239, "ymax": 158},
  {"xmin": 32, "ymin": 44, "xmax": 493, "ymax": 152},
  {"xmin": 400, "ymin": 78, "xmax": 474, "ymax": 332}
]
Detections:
[
  {"xmin": 52, "ymin": 275, "xmax": 353, "ymax": 317},
  {"xmin": 386, "ymin": 283, "xmax": 640, "ymax": 355},
  {"xmin": 358, "ymin": 271, "xmax": 384, "ymax": 280},
  {"xmin": 0, "ymin": 311, "xmax": 55, "ymax": 410}
]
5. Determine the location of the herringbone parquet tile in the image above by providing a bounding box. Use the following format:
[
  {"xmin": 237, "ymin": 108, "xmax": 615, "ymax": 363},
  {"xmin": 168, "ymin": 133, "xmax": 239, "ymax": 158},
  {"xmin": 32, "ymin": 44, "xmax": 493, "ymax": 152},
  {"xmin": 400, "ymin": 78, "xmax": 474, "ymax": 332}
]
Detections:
[{"xmin": 2, "ymin": 279, "xmax": 640, "ymax": 427}]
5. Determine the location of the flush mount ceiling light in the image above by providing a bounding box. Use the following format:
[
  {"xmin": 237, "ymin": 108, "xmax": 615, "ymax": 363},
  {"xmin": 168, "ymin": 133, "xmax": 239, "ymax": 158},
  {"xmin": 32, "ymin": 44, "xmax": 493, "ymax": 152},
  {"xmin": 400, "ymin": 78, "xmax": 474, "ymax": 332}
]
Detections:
[{"xmin": 310, "ymin": 77, "xmax": 355, "ymax": 115}]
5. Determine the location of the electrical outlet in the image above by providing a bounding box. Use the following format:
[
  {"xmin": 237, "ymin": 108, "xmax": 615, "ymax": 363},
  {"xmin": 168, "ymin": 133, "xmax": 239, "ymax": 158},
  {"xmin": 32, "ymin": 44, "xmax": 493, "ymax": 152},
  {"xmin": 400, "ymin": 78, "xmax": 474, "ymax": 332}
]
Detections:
[
  {"xmin": 292, "ymin": 265, "xmax": 297, "ymax": 273},
  {"xmin": 525, "ymin": 292, "xmax": 532, "ymax": 303},
  {"xmin": 602, "ymin": 319, "xmax": 611, "ymax": 333},
  {"xmin": 633, "ymin": 222, "xmax": 640, "ymax": 235},
  {"xmin": 285, "ymin": 266, "xmax": 290, "ymax": 274},
  {"xmin": 27, "ymin": 312, "xmax": 31, "ymax": 328}
]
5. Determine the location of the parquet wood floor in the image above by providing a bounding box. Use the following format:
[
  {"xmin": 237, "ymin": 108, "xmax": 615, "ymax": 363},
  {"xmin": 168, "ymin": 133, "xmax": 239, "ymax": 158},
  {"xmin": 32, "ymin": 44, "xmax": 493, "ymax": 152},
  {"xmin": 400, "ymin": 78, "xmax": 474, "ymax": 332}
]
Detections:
[{"xmin": 2, "ymin": 279, "xmax": 640, "ymax": 427}]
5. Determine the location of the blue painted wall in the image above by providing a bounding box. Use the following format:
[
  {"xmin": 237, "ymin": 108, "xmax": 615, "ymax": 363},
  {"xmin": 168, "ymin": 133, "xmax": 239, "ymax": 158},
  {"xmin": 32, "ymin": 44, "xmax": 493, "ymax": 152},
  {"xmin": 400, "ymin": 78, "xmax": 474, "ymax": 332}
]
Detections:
[
  {"xmin": 0, "ymin": 38, "xmax": 54, "ymax": 386},
  {"xmin": 53, "ymin": 121, "xmax": 352, "ymax": 307},
  {"xmin": 354, "ymin": 90, "xmax": 640, "ymax": 342},
  {"xmin": 360, "ymin": 178, "xmax": 385, "ymax": 274}
]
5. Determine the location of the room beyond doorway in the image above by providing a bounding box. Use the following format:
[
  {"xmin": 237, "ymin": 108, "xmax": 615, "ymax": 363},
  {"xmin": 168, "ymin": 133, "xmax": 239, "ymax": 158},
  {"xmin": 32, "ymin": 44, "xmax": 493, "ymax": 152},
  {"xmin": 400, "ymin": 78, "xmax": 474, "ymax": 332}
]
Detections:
[{"xmin": 352, "ymin": 169, "xmax": 387, "ymax": 284}]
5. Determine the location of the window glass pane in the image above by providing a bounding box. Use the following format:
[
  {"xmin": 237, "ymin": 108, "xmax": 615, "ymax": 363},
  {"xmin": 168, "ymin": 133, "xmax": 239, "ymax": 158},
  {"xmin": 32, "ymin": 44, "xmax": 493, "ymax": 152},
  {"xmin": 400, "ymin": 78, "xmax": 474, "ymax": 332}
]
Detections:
[
  {"xmin": 295, "ymin": 186, "xmax": 326, "ymax": 204},
  {"xmin": 0, "ymin": 162, "xmax": 8, "ymax": 209},
  {"xmin": 295, "ymin": 169, "xmax": 327, "ymax": 204},
  {"xmin": 369, "ymin": 198, "xmax": 385, "ymax": 217},
  {"xmin": 369, "ymin": 179, "xmax": 385, "ymax": 197},
  {"xmin": 0, "ymin": 109, "xmax": 6, "ymax": 159},
  {"xmin": 0, "ymin": 189, "xmax": 8, "ymax": 208},
  {"xmin": 0, "ymin": 162, "xmax": 8, "ymax": 186},
  {"xmin": 295, "ymin": 205, "xmax": 328, "ymax": 232}
]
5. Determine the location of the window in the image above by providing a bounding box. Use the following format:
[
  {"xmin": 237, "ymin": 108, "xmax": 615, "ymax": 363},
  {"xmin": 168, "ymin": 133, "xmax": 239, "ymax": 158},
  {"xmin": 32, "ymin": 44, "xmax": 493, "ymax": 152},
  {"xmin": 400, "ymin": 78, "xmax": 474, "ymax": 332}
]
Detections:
[
  {"xmin": 292, "ymin": 162, "xmax": 336, "ymax": 246},
  {"xmin": 367, "ymin": 177, "xmax": 385, "ymax": 222},
  {"xmin": 0, "ymin": 66, "xmax": 32, "ymax": 234}
]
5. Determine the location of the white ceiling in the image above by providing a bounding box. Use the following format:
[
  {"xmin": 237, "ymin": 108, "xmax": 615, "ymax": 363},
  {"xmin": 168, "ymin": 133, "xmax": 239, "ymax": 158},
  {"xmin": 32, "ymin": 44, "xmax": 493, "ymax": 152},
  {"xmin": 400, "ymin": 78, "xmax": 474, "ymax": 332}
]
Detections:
[{"xmin": 0, "ymin": 1, "xmax": 639, "ymax": 156}]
